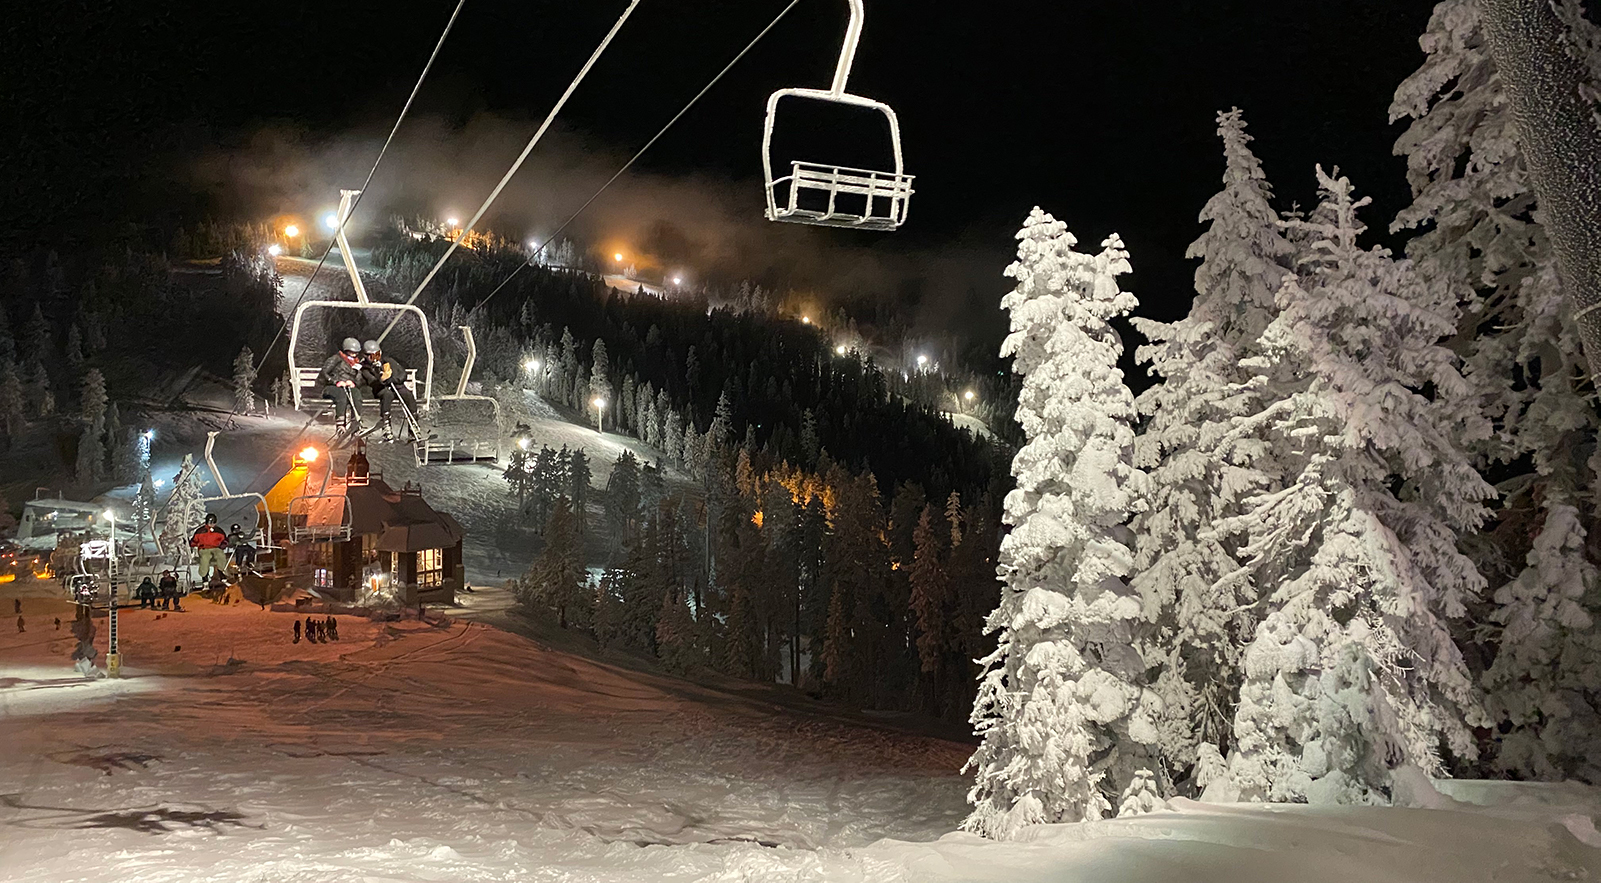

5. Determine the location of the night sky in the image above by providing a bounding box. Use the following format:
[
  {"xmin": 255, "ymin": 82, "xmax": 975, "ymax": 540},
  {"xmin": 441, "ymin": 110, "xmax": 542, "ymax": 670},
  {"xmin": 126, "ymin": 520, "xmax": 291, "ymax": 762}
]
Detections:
[{"xmin": 4, "ymin": 0, "xmax": 1436, "ymax": 345}]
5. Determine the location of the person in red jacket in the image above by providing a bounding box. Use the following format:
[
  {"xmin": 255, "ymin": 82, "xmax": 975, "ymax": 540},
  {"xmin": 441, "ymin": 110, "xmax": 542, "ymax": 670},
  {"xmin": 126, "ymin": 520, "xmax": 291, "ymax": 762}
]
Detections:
[{"xmin": 190, "ymin": 514, "xmax": 230, "ymax": 582}]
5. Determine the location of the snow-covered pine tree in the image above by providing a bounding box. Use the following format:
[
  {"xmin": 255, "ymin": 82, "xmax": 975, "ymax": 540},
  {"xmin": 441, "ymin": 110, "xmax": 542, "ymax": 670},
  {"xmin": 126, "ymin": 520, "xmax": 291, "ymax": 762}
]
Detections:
[
  {"xmin": 0, "ymin": 361, "xmax": 23, "ymax": 443},
  {"xmin": 75, "ymin": 370, "xmax": 109, "ymax": 484},
  {"xmin": 1392, "ymin": 0, "xmax": 1601, "ymax": 780},
  {"xmin": 1130, "ymin": 109, "xmax": 1294, "ymax": 785},
  {"xmin": 589, "ymin": 339, "xmax": 611, "ymax": 415},
  {"xmin": 965, "ymin": 209, "xmax": 1159, "ymax": 838},
  {"xmin": 161, "ymin": 454, "xmax": 207, "ymax": 550},
  {"xmin": 233, "ymin": 346, "xmax": 258, "ymax": 415},
  {"xmin": 520, "ymin": 498, "xmax": 589, "ymax": 629},
  {"xmin": 1219, "ymin": 168, "xmax": 1494, "ymax": 804}
]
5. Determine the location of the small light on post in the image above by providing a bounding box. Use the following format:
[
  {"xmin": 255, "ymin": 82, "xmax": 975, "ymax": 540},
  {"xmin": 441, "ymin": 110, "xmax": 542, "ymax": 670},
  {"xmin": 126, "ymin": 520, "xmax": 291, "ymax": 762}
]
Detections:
[
  {"xmin": 802, "ymin": 316, "xmax": 811, "ymax": 325},
  {"xmin": 672, "ymin": 276, "xmax": 682, "ymax": 286},
  {"xmin": 836, "ymin": 345, "xmax": 847, "ymax": 355},
  {"xmin": 592, "ymin": 398, "xmax": 608, "ymax": 433},
  {"xmin": 613, "ymin": 252, "xmax": 624, "ymax": 263},
  {"xmin": 323, "ymin": 213, "xmax": 339, "ymax": 231},
  {"xmin": 446, "ymin": 216, "xmax": 460, "ymax": 228},
  {"xmin": 284, "ymin": 224, "xmax": 300, "ymax": 238},
  {"xmin": 267, "ymin": 244, "xmax": 283, "ymax": 256},
  {"xmin": 916, "ymin": 354, "xmax": 929, "ymax": 367}
]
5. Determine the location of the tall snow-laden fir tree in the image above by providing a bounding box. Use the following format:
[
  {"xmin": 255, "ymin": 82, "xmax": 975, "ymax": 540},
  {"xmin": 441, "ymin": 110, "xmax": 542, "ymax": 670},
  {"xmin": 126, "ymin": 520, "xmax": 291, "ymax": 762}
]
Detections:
[
  {"xmin": 1130, "ymin": 108, "xmax": 1294, "ymax": 784},
  {"xmin": 966, "ymin": 209, "xmax": 1159, "ymax": 838},
  {"xmin": 589, "ymin": 339, "xmax": 611, "ymax": 415},
  {"xmin": 233, "ymin": 346, "xmax": 258, "ymax": 415},
  {"xmin": 162, "ymin": 454, "xmax": 207, "ymax": 549},
  {"xmin": 1393, "ymin": 0, "xmax": 1601, "ymax": 780},
  {"xmin": 1219, "ymin": 168, "xmax": 1494, "ymax": 804}
]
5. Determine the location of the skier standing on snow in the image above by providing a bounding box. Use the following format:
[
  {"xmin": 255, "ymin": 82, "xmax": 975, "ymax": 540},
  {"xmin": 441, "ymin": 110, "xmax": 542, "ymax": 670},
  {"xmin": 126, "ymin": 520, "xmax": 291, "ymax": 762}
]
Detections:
[
  {"xmin": 317, "ymin": 338, "xmax": 366, "ymax": 431},
  {"xmin": 158, "ymin": 569, "xmax": 182, "ymax": 611},
  {"xmin": 359, "ymin": 340, "xmax": 418, "ymax": 442},
  {"xmin": 190, "ymin": 514, "xmax": 229, "ymax": 583},
  {"xmin": 135, "ymin": 576, "xmax": 157, "ymax": 609}
]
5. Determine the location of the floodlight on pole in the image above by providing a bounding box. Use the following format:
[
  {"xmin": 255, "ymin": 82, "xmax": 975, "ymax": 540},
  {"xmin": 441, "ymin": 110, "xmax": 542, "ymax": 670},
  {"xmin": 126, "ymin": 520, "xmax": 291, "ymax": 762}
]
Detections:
[
  {"xmin": 323, "ymin": 213, "xmax": 339, "ymax": 230},
  {"xmin": 268, "ymin": 244, "xmax": 283, "ymax": 256},
  {"xmin": 592, "ymin": 398, "xmax": 608, "ymax": 433},
  {"xmin": 285, "ymin": 224, "xmax": 300, "ymax": 238}
]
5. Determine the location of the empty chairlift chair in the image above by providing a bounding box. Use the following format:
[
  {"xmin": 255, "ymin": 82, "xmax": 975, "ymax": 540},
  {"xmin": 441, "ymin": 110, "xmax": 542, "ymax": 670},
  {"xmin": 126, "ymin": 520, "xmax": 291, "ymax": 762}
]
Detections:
[
  {"xmin": 416, "ymin": 325, "xmax": 502, "ymax": 466},
  {"xmin": 761, "ymin": 0, "xmax": 913, "ymax": 231}
]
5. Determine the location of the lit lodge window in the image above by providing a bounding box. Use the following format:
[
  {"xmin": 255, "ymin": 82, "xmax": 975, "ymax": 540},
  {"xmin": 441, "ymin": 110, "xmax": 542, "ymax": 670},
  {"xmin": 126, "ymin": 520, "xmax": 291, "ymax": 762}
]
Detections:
[{"xmin": 416, "ymin": 548, "xmax": 443, "ymax": 589}]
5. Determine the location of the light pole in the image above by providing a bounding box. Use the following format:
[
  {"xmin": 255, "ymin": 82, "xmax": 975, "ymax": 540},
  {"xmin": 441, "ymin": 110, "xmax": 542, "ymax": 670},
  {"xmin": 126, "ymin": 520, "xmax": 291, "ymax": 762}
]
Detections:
[
  {"xmin": 103, "ymin": 509, "xmax": 120, "ymax": 679},
  {"xmin": 592, "ymin": 398, "xmax": 607, "ymax": 433}
]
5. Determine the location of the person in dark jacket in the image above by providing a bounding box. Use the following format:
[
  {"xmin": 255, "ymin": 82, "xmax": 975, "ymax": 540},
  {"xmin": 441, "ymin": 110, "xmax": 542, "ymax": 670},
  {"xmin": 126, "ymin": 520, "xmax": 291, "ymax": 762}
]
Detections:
[
  {"xmin": 360, "ymin": 340, "xmax": 418, "ymax": 441},
  {"xmin": 317, "ymin": 338, "xmax": 366, "ymax": 429},
  {"xmin": 159, "ymin": 570, "xmax": 184, "ymax": 612},
  {"xmin": 226, "ymin": 523, "xmax": 256, "ymax": 574},
  {"xmin": 135, "ymin": 576, "xmax": 158, "ymax": 609}
]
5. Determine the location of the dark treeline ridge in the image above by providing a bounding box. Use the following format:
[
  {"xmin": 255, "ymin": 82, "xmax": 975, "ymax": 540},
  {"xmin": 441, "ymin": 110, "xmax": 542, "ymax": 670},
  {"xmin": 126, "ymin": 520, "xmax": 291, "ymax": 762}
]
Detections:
[
  {"xmin": 511, "ymin": 440, "xmax": 1004, "ymax": 722},
  {"xmin": 368, "ymin": 229, "xmax": 1008, "ymax": 504}
]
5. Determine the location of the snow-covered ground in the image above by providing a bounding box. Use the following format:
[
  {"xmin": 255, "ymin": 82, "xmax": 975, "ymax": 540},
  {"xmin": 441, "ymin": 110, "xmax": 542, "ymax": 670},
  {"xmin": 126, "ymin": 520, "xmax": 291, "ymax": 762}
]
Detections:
[{"xmin": 2, "ymin": 584, "xmax": 1598, "ymax": 882}]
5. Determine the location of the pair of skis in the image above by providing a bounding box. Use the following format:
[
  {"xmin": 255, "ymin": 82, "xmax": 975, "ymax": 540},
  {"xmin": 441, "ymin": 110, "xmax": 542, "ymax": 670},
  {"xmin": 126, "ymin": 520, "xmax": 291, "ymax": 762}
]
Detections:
[{"xmin": 326, "ymin": 384, "xmax": 431, "ymax": 451}]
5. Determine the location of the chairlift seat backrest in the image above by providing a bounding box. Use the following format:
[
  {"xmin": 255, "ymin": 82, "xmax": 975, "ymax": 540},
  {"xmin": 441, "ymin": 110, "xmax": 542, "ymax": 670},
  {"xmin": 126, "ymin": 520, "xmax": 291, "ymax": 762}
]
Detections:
[{"xmin": 761, "ymin": 1, "xmax": 912, "ymax": 231}]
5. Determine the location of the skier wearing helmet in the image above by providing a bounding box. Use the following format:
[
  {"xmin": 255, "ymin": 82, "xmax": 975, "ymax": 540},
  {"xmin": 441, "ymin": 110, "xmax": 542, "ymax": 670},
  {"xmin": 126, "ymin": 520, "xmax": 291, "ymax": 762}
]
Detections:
[
  {"xmin": 317, "ymin": 338, "xmax": 366, "ymax": 430},
  {"xmin": 190, "ymin": 513, "xmax": 230, "ymax": 582},
  {"xmin": 226, "ymin": 522, "xmax": 257, "ymax": 575},
  {"xmin": 359, "ymin": 340, "xmax": 418, "ymax": 442}
]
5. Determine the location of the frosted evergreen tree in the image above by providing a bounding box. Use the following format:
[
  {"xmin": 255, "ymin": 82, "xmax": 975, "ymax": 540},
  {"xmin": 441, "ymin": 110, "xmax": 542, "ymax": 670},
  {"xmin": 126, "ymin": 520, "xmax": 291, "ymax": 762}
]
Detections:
[
  {"xmin": 0, "ymin": 360, "xmax": 23, "ymax": 443},
  {"xmin": 1130, "ymin": 109, "xmax": 1294, "ymax": 782},
  {"xmin": 75, "ymin": 370, "xmax": 108, "ymax": 484},
  {"xmin": 161, "ymin": 454, "xmax": 207, "ymax": 550},
  {"xmin": 589, "ymin": 339, "xmax": 611, "ymax": 414},
  {"xmin": 1483, "ymin": 503, "xmax": 1601, "ymax": 779},
  {"xmin": 233, "ymin": 346, "xmax": 258, "ymax": 415},
  {"xmin": 966, "ymin": 209, "xmax": 1159, "ymax": 838},
  {"xmin": 1393, "ymin": 0, "xmax": 1601, "ymax": 778},
  {"xmin": 1219, "ymin": 168, "xmax": 1494, "ymax": 804}
]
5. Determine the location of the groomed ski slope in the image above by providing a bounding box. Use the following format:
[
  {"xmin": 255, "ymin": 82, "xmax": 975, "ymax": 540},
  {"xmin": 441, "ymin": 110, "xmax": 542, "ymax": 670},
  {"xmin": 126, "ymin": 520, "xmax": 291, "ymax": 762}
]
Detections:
[{"xmin": 1, "ymin": 588, "xmax": 1598, "ymax": 883}]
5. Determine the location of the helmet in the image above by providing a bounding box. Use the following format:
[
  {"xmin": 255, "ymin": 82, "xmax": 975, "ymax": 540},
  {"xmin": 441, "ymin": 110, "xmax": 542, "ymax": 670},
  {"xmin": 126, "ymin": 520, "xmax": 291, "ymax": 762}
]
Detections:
[
  {"xmin": 231, "ymin": 523, "xmax": 241, "ymax": 531},
  {"xmin": 205, "ymin": 513, "xmax": 217, "ymax": 523},
  {"xmin": 341, "ymin": 337, "xmax": 361, "ymax": 353},
  {"xmin": 362, "ymin": 340, "xmax": 380, "ymax": 355}
]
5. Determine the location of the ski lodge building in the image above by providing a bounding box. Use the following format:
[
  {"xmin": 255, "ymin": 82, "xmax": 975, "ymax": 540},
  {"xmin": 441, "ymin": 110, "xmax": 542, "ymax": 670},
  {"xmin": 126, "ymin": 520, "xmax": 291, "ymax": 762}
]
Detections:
[{"xmin": 264, "ymin": 449, "xmax": 465, "ymax": 605}]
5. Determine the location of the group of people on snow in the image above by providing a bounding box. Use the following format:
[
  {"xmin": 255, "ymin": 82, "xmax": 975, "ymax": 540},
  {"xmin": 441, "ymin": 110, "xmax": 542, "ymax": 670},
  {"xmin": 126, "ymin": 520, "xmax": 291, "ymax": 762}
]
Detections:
[
  {"xmin": 317, "ymin": 338, "xmax": 419, "ymax": 442},
  {"xmin": 133, "ymin": 570, "xmax": 184, "ymax": 611}
]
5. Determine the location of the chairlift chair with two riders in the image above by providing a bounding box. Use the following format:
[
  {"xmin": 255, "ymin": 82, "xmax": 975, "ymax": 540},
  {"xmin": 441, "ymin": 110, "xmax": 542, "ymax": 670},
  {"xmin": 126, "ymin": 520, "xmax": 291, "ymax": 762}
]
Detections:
[
  {"xmin": 761, "ymin": 0, "xmax": 913, "ymax": 231},
  {"xmin": 287, "ymin": 190, "xmax": 435, "ymax": 419}
]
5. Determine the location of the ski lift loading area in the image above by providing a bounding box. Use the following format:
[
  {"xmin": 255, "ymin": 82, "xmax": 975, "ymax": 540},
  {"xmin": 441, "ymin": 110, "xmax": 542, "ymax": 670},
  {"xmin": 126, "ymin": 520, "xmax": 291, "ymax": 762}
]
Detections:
[{"xmin": 761, "ymin": 0, "xmax": 913, "ymax": 231}]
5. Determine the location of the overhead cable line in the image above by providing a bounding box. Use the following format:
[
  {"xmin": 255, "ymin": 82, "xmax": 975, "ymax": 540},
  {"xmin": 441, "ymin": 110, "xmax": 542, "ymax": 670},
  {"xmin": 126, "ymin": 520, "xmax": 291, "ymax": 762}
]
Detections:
[
  {"xmin": 377, "ymin": 0, "xmax": 646, "ymax": 344},
  {"xmin": 255, "ymin": 0, "xmax": 470, "ymax": 381},
  {"xmin": 469, "ymin": 0, "xmax": 806, "ymax": 318}
]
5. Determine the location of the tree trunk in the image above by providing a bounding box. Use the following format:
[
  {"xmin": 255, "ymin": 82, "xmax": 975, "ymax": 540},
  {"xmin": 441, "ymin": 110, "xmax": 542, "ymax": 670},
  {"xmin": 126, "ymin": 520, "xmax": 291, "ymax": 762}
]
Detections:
[{"xmin": 1480, "ymin": 0, "xmax": 1601, "ymax": 378}]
